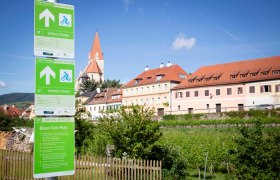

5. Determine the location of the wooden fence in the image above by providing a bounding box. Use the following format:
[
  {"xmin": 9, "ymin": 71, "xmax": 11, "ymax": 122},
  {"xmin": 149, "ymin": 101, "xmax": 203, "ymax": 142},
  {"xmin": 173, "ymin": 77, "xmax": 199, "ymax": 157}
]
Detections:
[{"xmin": 0, "ymin": 149, "xmax": 162, "ymax": 180}]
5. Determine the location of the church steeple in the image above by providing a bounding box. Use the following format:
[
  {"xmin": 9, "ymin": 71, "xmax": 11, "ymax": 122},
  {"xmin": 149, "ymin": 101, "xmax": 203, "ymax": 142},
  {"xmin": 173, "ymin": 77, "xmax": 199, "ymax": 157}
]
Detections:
[{"xmin": 89, "ymin": 31, "xmax": 104, "ymax": 61}]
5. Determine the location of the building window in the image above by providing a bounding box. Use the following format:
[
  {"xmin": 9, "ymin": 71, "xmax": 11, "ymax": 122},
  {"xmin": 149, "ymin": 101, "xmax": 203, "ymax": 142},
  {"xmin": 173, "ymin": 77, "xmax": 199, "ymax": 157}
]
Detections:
[
  {"xmin": 141, "ymin": 87, "xmax": 144, "ymax": 93},
  {"xmin": 276, "ymin": 84, "xmax": 280, "ymax": 92},
  {"xmin": 260, "ymin": 85, "xmax": 271, "ymax": 93},
  {"xmin": 146, "ymin": 98, "xmax": 149, "ymax": 104},
  {"xmin": 230, "ymin": 75, "xmax": 237, "ymax": 79},
  {"xmin": 164, "ymin": 96, "xmax": 167, "ymax": 101},
  {"xmin": 156, "ymin": 76, "xmax": 162, "ymax": 81},
  {"xmin": 176, "ymin": 92, "xmax": 183, "ymax": 98},
  {"xmin": 157, "ymin": 97, "xmax": 161, "ymax": 103},
  {"xmin": 146, "ymin": 86, "xmax": 149, "ymax": 92},
  {"xmin": 272, "ymin": 70, "xmax": 280, "ymax": 75},
  {"xmin": 131, "ymin": 88, "xmax": 134, "ymax": 94},
  {"xmin": 152, "ymin": 86, "xmax": 155, "ymax": 91},
  {"xmin": 178, "ymin": 105, "xmax": 181, "ymax": 110},
  {"xmin": 158, "ymin": 85, "xmax": 161, "ymax": 90},
  {"xmin": 136, "ymin": 88, "xmax": 138, "ymax": 93},
  {"xmin": 194, "ymin": 91, "xmax": 199, "ymax": 97},
  {"xmin": 250, "ymin": 73, "xmax": 258, "ymax": 77},
  {"xmin": 186, "ymin": 91, "xmax": 190, "ymax": 97},
  {"xmin": 151, "ymin": 98, "xmax": 155, "ymax": 103},
  {"xmin": 206, "ymin": 104, "xmax": 209, "ymax": 109},
  {"xmin": 227, "ymin": 88, "xmax": 232, "ymax": 95},
  {"xmin": 237, "ymin": 87, "xmax": 243, "ymax": 94},
  {"xmin": 179, "ymin": 74, "xmax": 186, "ymax": 79},
  {"xmin": 205, "ymin": 90, "xmax": 209, "ymax": 96},
  {"xmin": 249, "ymin": 86, "xmax": 255, "ymax": 93},
  {"xmin": 216, "ymin": 89, "xmax": 220, "ymax": 96},
  {"xmin": 261, "ymin": 71, "xmax": 269, "ymax": 76},
  {"xmin": 164, "ymin": 84, "xmax": 168, "ymax": 90}
]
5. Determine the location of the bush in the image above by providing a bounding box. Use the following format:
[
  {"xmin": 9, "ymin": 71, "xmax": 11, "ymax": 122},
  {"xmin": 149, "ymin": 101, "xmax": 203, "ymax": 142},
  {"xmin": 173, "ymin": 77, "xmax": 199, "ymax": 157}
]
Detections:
[
  {"xmin": 148, "ymin": 144, "xmax": 187, "ymax": 180},
  {"xmin": 229, "ymin": 121, "xmax": 280, "ymax": 179}
]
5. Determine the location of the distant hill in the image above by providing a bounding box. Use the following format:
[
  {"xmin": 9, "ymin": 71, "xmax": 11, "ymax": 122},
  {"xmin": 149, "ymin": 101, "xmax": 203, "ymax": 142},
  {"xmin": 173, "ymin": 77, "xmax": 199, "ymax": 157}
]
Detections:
[{"xmin": 0, "ymin": 93, "xmax": 34, "ymax": 109}]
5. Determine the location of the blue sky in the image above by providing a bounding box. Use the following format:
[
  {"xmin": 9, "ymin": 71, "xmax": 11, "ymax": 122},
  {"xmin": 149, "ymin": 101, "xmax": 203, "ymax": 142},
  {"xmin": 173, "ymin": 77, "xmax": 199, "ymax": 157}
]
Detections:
[{"xmin": 0, "ymin": 0, "xmax": 280, "ymax": 95}]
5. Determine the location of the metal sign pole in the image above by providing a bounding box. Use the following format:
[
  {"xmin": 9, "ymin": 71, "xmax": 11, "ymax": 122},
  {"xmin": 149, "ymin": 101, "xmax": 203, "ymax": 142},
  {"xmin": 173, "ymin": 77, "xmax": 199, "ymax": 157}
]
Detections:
[{"xmin": 45, "ymin": 0, "xmax": 57, "ymax": 179}]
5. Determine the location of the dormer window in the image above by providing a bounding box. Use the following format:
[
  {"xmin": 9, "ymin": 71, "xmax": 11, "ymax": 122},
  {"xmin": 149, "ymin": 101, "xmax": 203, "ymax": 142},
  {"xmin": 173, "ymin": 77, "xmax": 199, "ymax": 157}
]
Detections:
[
  {"xmin": 134, "ymin": 78, "xmax": 143, "ymax": 85},
  {"xmin": 196, "ymin": 75, "xmax": 204, "ymax": 82},
  {"xmin": 261, "ymin": 67, "xmax": 271, "ymax": 76},
  {"xmin": 272, "ymin": 66, "xmax": 280, "ymax": 75},
  {"xmin": 250, "ymin": 68, "xmax": 260, "ymax": 77},
  {"xmin": 240, "ymin": 70, "xmax": 249, "ymax": 78},
  {"xmin": 156, "ymin": 73, "xmax": 165, "ymax": 81},
  {"xmin": 179, "ymin": 74, "xmax": 186, "ymax": 79},
  {"xmin": 230, "ymin": 71, "xmax": 240, "ymax": 79},
  {"xmin": 212, "ymin": 73, "xmax": 222, "ymax": 80},
  {"xmin": 204, "ymin": 74, "xmax": 213, "ymax": 82},
  {"xmin": 188, "ymin": 76, "xmax": 196, "ymax": 83},
  {"xmin": 147, "ymin": 76, "xmax": 152, "ymax": 80}
]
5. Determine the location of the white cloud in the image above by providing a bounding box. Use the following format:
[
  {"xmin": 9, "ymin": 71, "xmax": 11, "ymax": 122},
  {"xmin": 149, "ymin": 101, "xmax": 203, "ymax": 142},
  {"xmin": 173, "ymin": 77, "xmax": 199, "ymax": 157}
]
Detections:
[
  {"xmin": 172, "ymin": 33, "xmax": 196, "ymax": 50},
  {"xmin": 123, "ymin": 0, "xmax": 133, "ymax": 11},
  {"xmin": 0, "ymin": 81, "xmax": 6, "ymax": 88}
]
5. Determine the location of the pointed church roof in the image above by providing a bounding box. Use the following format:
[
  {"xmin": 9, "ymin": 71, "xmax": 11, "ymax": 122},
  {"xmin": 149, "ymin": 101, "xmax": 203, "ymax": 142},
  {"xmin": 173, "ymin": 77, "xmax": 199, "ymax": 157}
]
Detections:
[
  {"xmin": 89, "ymin": 31, "xmax": 104, "ymax": 60},
  {"xmin": 85, "ymin": 60, "xmax": 102, "ymax": 74}
]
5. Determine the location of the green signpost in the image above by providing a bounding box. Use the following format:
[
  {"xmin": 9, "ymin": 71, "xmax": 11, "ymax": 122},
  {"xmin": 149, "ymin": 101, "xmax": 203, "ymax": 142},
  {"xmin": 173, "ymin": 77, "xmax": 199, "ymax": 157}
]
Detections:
[
  {"xmin": 34, "ymin": 117, "xmax": 75, "ymax": 178},
  {"xmin": 35, "ymin": 58, "xmax": 75, "ymax": 116},
  {"xmin": 34, "ymin": 0, "xmax": 74, "ymax": 58}
]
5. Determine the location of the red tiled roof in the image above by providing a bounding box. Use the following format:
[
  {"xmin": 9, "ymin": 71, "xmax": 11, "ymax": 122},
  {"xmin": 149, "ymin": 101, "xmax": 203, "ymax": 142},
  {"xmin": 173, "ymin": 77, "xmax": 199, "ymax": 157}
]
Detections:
[
  {"xmin": 123, "ymin": 65, "xmax": 188, "ymax": 88},
  {"xmin": 174, "ymin": 56, "xmax": 280, "ymax": 90},
  {"xmin": 85, "ymin": 60, "xmax": 102, "ymax": 74},
  {"xmin": 87, "ymin": 88, "xmax": 118, "ymax": 105},
  {"xmin": 107, "ymin": 89, "xmax": 123, "ymax": 103},
  {"xmin": 0, "ymin": 105, "xmax": 22, "ymax": 116},
  {"xmin": 89, "ymin": 32, "xmax": 104, "ymax": 60}
]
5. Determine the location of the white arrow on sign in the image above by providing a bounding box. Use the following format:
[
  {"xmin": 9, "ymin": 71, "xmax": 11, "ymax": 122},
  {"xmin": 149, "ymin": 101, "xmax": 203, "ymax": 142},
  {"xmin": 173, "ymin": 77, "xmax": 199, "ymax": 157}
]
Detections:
[
  {"xmin": 40, "ymin": 66, "xmax": 55, "ymax": 85},
  {"xmin": 39, "ymin": 9, "xmax": 55, "ymax": 27}
]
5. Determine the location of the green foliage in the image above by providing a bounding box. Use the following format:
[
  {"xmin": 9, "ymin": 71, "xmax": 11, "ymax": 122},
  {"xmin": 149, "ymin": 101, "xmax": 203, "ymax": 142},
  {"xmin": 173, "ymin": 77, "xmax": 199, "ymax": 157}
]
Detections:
[
  {"xmin": 148, "ymin": 144, "xmax": 187, "ymax": 180},
  {"xmin": 100, "ymin": 79, "xmax": 122, "ymax": 90},
  {"xmin": 98, "ymin": 105, "xmax": 162, "ymax": 159},
  {"xmin": 75, "ymin": 118, "xmax": 95, "ymax": 154},
  {"xmin": 78, "ymin": 79, "xmax": 100, "ymax": 93},
  {"xmin": 0, "ymin": 112, "xmax": 33, "ymax": 131},
  {"xmin": 229, "ymin": 121, "xmax": 280, "ymax": 179},
  {"xmin": 160, "ymin": 128, "xmax": 236, "ymax": 174}
]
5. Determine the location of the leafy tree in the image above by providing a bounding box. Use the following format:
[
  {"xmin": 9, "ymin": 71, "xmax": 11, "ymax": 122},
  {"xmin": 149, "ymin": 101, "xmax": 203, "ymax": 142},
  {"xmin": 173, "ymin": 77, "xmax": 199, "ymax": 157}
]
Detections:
[
  {"xmin": 78, "ymin": 79, "xmax": 100, "ymax": 92},
  {"xmin": 100, "ymin": 79, "xmax": 122, "ymax": 90},
  {"xmin": 98, "ymin": 105, "xmax": 161, "ymax": 159},
  {"xmin": 75, "ymin": 118, "xmax": 95, "ymax": 154},
  {"xmin": 0, "ymin": 112, "xmax": 33, "ymax": 131},
  {"xmin": 229, "ymin": 121, "xmax": 280, "ymax": 179}
]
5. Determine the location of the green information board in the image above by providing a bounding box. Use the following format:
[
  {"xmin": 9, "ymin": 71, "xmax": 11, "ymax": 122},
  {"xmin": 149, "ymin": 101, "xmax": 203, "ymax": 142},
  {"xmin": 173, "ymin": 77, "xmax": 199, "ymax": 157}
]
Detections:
[
  {"xmin": 35, "ymin": 58, "xmax": 75, "ymax": 116},
  {"xmin": 34, "ymin": 0, "xmax": 74, "ymax": 58},
  {"xmin": 34, "ymin": 117, "xmax": 75, "ymax": 178}
]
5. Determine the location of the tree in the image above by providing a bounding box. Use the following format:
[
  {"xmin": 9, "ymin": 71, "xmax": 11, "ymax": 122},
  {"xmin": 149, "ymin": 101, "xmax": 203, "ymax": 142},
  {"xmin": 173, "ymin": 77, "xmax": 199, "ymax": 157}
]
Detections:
[
  {"xmin": 229, "ymin": 121, "xmax": 280, "ymax": 179},
  {"xmin": 98, "ymin": 105, "xmax": 162, "ymax": 159},
  {"xmin": 100, "ymin": 79, "xmax": 122, "ymax": 90},
  {"xmin": 78, "ymin": 79, "xmax": 100, "ymax": 92},
  {"xmin": 75, "ymin": 118, "xmax": 95, "ymax": 154}
]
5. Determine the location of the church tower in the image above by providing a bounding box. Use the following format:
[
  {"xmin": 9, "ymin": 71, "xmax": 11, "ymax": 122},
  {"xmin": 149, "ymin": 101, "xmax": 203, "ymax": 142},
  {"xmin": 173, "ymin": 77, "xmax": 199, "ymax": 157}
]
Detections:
[
  {"xmin": 76, "ymin": 32, "xmax": 104, "ymax": 92},
  {"xmin": 87, "ymin": 31, "xmax": 104, "ymax": 82}
]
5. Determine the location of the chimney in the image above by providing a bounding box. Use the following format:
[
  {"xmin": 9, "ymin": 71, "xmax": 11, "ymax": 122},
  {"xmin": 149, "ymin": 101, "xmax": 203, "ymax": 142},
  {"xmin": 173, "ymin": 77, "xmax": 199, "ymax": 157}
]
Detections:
[
  {"xmin": 167, "ymin": 61, "xmax": 172, "ymax": 67},
  {"xmin": 145, "ymin": 66, "xmax": 149, "ymax": 71},
  {"xmin": 160, "ymin": 62, "xmax": 164, "ymax": 68}
]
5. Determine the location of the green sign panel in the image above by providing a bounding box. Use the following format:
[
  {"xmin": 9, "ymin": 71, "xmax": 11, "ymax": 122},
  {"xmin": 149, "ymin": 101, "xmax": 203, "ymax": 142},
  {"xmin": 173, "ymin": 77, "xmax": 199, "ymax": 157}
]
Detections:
[
  {"xmin": 34, "ymin": 0, "xmax": 74, "ymax": 58},
  {"xmin": 35, "ymin": 58, "xmax": 75, "ymax": 116},
  {"xmin": 34, "ymin": 117, "xmax": 75, "ymax": 178}
]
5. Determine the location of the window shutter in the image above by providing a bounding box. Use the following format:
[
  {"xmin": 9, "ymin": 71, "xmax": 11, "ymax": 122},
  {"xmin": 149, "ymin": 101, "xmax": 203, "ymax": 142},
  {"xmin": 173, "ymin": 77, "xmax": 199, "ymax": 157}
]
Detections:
[
  {"xmin": 276, "ymin": 85, "xmax": 279, "ymax": 92},
  {"xmin": 260, "ymin": 86, "xmax": 264, "ymax": 93},
  {"xmin": 175, "ymin": 92, "xmax": 178, "ymax": 98},
  {"xmin": 268, "ymin": 85, "xmax": 271, "ymax": 92}
]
